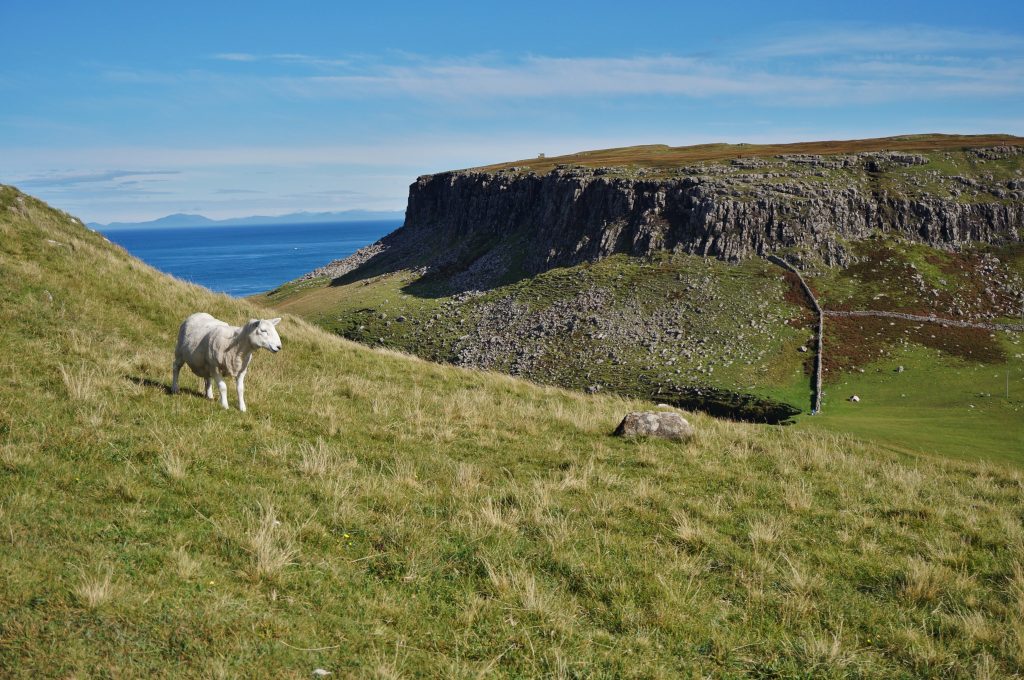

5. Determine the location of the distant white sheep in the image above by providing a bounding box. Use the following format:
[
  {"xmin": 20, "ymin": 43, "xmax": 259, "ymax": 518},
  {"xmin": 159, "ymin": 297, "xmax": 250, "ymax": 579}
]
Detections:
[{"xmin": 172, "ymin": 313, "xmax": 282, "ymax": 412}]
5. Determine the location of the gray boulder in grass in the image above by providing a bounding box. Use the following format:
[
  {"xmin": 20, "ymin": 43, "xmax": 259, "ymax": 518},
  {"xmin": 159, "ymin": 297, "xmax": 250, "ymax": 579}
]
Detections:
[{"xmin": 614, "ymin": 411, "xmax": 694, "ymax": 442}]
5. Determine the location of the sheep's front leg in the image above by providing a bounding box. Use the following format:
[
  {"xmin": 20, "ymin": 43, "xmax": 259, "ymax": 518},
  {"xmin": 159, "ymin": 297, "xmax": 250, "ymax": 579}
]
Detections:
[
  {"xmin": 237, "ymin": 370, "xmax": 247, "ymax": 413},
  {"xmin": 213, "ymin": 372, "xmax": 229, "ymax": 409}
]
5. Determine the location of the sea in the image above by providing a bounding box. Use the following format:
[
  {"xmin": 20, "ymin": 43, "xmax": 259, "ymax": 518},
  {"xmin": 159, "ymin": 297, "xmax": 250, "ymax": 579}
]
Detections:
[{"xmin": 100, "ymin": 220, "xmax": 400, "ymax": 297}]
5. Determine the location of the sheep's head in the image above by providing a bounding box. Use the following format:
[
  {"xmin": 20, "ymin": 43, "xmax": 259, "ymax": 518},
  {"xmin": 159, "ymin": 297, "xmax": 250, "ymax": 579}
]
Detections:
[{"xmin": 247, "ymin": 318, "xmax": 282, "ymax": 353}]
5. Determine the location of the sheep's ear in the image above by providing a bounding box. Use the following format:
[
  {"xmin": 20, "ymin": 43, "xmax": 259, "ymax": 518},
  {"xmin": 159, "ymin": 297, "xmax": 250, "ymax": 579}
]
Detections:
[
  {"xmin": 269, "ymin": 318, "xmax": 281, "ymax": 326},
  {"xmin": 248, "ymin": 319, "xmax": 259, "ymax": 326}
]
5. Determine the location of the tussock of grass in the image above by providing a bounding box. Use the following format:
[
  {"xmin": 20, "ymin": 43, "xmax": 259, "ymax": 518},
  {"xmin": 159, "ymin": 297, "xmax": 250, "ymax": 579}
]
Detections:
[
  {"xmin": 2, "ymin": 184, "xmax": 1024, "ymax": 676},
  {"xmin": 159, "ymin": 450, "xmax": 188, "ymax": 480},
  {"xmin": 240, "ymin": 504, "xmax": 299, "ymax": 582},
  {"xmin": 74, "ymin": 565, "xmax": 115, "ymax": 609},
  {"xmin": 57, "ymin": 361, "xmax": 103, "ymax": 401}
]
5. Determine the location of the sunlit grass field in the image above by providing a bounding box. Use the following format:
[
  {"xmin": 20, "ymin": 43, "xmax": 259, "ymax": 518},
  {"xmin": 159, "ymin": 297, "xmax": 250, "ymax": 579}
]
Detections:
[{"xmin": 2, "ymin": 184, "xmax": 1024, "ymax": 677}]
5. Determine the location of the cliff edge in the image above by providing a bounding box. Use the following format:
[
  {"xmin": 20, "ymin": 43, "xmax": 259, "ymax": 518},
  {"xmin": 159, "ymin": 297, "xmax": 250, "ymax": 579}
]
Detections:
[{"xmin": 305, "ymin": 138, "xmax": 1024, "ymax": 291}]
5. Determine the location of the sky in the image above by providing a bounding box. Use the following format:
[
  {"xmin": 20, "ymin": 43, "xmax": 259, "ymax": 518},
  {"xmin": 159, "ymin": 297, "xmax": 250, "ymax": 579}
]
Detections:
[{"xmin": 1, "ymin": 0, "xmax": 1023, "ymax": 223}]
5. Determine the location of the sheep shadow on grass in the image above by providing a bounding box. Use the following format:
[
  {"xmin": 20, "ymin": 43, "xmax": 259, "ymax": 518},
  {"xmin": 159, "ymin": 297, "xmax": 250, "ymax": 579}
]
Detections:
[{"xmin": 126, "ymin": 375, "xmax": 204, "ymax": 398}]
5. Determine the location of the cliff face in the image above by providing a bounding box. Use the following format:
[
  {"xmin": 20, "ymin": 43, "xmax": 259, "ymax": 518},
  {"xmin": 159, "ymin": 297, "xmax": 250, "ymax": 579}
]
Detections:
[
  {"xmin": 305, "ymin": 147, "xmax": 1023, "ymax": 285},
  {"xmin": 402, "ymin": 153, "xmax": 1022, "ymax": 272}
]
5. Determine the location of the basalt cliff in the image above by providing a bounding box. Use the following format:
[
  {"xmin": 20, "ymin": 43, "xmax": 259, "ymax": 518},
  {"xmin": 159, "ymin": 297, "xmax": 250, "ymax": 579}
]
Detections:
[{"xmin": 308, "ymin": 143, "xmax": 1024, "ymax": 288}]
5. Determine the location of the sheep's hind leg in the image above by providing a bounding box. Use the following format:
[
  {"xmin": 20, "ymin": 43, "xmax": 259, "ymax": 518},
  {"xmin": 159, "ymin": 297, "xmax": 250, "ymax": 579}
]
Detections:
[
  {"xmin": 204, "ymin": 378, "xmax": 214, "ymax": 400},
  {"xmin": 172, "ymin": 358, "xmax": 183, "ymax": 394}
]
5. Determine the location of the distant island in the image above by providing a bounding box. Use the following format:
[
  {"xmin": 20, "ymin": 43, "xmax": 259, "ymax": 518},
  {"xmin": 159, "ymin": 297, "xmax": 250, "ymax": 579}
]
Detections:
[{"xmin": 89, "ymin": 209, "xmax": 405, "ymax": 231}]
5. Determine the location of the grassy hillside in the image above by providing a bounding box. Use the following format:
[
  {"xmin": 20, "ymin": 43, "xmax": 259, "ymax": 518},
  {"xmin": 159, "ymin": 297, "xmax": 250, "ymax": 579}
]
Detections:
[
  {"xmin": 263, "ymin": 139, "xmax": 1024, "ymax": 462},
  {"xmin": 475, "ymin": 133, "xmax": 1024, "ymax": 175},
  {"xmin": 3, "ymin": 184, "xmax": 1024, "ymax": 677},
  {"xmin": 264, "ymin": 253, "xmax": 812, "ymax": 419},
  {"xmin": 263, "ymin": 242, "xmax": 1024, "ymax": 463}
]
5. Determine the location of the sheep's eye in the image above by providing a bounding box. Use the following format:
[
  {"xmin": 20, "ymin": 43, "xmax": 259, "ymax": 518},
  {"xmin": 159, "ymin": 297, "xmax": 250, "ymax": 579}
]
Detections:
[{"xmin": 259, "ymin": 328, "xmax": 267, "ymax": 334}]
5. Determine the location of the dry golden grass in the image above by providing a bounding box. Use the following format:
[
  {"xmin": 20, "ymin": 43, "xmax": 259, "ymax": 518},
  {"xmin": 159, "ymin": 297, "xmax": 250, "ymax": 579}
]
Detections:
[
  {"xmin": 298, "ymin": 438, "xmax": 334, "ymax": 477},
  {"xmin": 158, "ymin": 450, "xmax": 188, "ymax": 480},
  {"xmin": 172, "ymin": 544, "xmax": 201, "ymax": 580},
  {"xmin": 241, "ymin": 504, "xmax": 298, "ymax": 582},
  {"xmin": 57, "ymin": 362, "xmax": 102, "ymax": 401},
  {"xmin": 902, "ymin": 557, "xmax": 954, "ymax": 604},
  {"xmin": 74, "ymin": 565, "xmax": 115, "ymax": 609}
]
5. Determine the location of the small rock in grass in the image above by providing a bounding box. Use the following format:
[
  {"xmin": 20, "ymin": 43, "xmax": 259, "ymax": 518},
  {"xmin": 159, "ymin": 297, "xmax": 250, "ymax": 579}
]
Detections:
[
  {"xmin": 848, "ymin": 395, "xmax": 860, "ymax": 403},
  {"xmin": 614, "ymin": 411, "xmax": 694, "ymax": 442}
]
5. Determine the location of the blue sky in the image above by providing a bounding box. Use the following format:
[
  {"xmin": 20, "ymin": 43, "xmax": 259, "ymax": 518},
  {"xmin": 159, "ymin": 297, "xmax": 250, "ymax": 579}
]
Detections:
[{"xmin": 2, "ymin": 1, "xmax": 1022, "ymax": 222}]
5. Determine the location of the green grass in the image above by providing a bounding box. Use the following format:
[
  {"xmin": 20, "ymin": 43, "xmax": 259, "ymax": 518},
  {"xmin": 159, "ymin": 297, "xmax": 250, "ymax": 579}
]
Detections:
[
  {"xmin": 264, "ymin": 235, "xmax": 1023, "ymax": 463},
  {"xmin": 260, "ymin": 252, "xmax": 812, "ymax": 422},
  {"xmin": 801, "ymin": 341, "xmax": 1024, "ymax": 465},
  {"xmin": 4, "ymin": 185, "xmax": 1024, "ymax": 677}
]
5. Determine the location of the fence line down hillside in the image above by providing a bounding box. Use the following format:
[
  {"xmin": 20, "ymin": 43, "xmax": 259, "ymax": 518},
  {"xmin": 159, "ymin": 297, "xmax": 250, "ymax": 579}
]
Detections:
[{"xmin": 767, "ymin": 256, "xmax": 824, "ymax": 414}]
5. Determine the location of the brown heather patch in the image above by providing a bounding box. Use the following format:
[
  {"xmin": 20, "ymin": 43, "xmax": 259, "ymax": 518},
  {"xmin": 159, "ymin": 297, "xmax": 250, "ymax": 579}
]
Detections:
[
  {"xmin": 782, "ymin": 271, "xmax": 816, "ymax": 325},
  {"xmin": 822, "ymin": 315, "xmax": 1004, "ymax": 377},
  {"xmin": 823, "ymin": 241, "xmax": 1022, "ymax": 320},
  {"xmin": 473, "ymin": 134, "xmax": 1024, "ymax": 174}
]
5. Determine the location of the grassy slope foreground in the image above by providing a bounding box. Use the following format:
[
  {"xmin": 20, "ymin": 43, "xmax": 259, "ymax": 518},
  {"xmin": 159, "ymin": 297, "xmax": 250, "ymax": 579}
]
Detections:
[{"xmin": 2, "ymin": 184, "xmax": 1024, "ymax": 677}]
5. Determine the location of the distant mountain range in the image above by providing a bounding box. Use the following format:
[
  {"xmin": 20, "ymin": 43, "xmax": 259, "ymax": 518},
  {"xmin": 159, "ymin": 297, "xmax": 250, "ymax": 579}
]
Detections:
[{"xmin": 89, "ymin": 209, "xmax": 405, "ymax": 231}]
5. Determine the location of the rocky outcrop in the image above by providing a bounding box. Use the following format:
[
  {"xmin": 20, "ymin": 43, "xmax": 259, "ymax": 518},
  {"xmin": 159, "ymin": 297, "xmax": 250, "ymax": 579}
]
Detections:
[
  {"xmin": 307, "ymin": 147, "xmax": 1023, "ymax": 288},
  {"xmin": 414, "ymin": 165, "xmax": 1016, "ymax": 269},
  {"xmin": 614, "ymin": 411, "xmax": 695, "ymax": 442}
]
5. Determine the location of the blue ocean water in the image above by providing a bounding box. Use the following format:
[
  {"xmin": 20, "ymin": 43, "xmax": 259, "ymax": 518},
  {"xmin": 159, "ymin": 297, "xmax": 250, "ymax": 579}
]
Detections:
[{"xmin": 101, "ymin": 220, "xmax": 400, "ymax": 297}]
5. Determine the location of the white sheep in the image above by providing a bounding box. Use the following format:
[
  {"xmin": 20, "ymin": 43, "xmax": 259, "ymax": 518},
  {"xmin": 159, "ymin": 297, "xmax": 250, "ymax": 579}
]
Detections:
[{"xmin": 172, "ymin": 313, "xmax": 282, "ymax": 412}]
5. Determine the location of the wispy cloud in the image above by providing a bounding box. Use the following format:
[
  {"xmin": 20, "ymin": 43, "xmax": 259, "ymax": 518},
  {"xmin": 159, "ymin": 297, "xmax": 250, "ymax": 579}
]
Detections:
[
  {"xmin": 212, "ymin": 52, "xmax": 259, "ymax": 62},
  {"xmin": 14, "ymin": 169, "xmax": 179, "ymax": 188},
  {"xmin": 754, "ymin": 25, "xmax": 1024, "ymax": 57},
  {"xmin": 188, "ymin": 31, "xmax": 1022, "ymax": 105},
  {"xmin": 284, "ymin": 188, "xmax": 365, "ymax": 199},
  {"xmin": 214, "ymin": 188, "xmax": 264, "ymax": 195},
  {"xmin": 297, "ymin": 56, "xmax": 818, "ymax": 99},
  {"xmin": 212, "ymin": 52, "xmax": 349, "ymax": 68},
  {"xmin": 274, "ymin": 52, "xmax": 1023, "ymax": 104}
]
